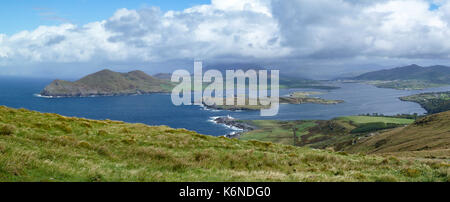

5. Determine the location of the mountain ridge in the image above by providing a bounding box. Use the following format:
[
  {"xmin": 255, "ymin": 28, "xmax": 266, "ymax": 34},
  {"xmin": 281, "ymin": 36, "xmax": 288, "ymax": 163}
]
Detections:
[{"xmin": 353, "ymin": 64, "xmax": 450, "ymax": 83}]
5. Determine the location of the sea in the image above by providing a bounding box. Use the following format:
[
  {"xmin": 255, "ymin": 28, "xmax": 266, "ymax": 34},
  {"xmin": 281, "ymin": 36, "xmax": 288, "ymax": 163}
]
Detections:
[{"xmin": 0, "ymin": 76, "xmax": 449, "ymax": 136}]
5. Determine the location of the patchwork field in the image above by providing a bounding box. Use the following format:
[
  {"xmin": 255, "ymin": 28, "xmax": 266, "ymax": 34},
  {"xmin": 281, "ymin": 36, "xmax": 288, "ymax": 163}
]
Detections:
[{"xmin": 239, "ymin": 116, "xmax": 415, "ymax": 150}]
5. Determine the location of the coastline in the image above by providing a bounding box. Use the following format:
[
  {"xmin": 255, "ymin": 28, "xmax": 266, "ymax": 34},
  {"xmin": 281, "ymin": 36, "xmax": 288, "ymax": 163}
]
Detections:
[
  {"xmin": 209, "ymin": 116, "xmax": 256, "ymax": 138},
  {"xmin": 34, "ymin": 92, "xmax": 172, "ymax": 99}
]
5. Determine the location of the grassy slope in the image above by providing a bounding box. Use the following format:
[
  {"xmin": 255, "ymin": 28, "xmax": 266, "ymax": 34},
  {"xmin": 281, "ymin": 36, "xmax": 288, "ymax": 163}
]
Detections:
[
  {"xmin": 0, "ymin": 106, "xmax": 448, "ymax": 182},
  {"xmin": 347, "ymin": 111, "xmax": 450, "ymax": 158}
]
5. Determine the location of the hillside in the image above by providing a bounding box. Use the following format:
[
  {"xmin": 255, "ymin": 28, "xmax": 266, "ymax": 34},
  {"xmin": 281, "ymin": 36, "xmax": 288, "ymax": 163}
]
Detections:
[
  {"xmin": 0, "ymin": 106, "xmax": 448, "ymax": 182},
  {"xmin": 40, "ymin": 70, "xmax": 174, "ymax": 97},
  {"xmin": 239, "ymin": 116, "xmax": 414, "ymax": 150},
  {"xmin": 353, "ymin": 64, "xmax": 450, "ymax": 84},
  {"xmin": 347, "ymin": 111, "xmax": 450, "ymax": 159}
]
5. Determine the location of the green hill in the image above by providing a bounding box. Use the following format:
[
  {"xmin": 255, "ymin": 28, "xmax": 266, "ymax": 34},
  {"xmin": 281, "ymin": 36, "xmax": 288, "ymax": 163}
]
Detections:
[
  {"xmin": 0, "ymin": 106, "xmax": 448, "ymax": 182},
  {"xmin": 40, "ymin": 70, "xmax": 174, "ymax": 97},
  {"xmin": 400, "ymin": 92, "xmax": 450, "ymax": 114},
  {"xmin": 347, "ymin": 111, "xmax": 450, "ymax": 159},
  {"xmin": 352, "ymin": 65, "xmax": 450, "ymax": 90}
]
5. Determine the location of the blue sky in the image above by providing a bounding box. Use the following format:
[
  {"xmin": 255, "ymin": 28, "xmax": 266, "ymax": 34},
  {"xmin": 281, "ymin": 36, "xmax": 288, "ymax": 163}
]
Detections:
[{"xmin": 0, "ymin": 0, "xmax": 211, "ymax": 35}]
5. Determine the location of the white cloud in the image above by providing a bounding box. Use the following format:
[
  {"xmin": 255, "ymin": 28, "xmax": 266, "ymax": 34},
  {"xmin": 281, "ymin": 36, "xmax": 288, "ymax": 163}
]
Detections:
[{"xmin": 2, "ymin": 0, "xmax": 450, "ymax": 77}]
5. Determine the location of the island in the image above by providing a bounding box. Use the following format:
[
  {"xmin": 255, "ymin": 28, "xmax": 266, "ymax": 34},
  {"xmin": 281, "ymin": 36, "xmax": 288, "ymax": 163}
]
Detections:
[
  {"xmin": 40, "ymin": 69, "xmax": 175, "ymax": 97},
  {"xmin": 280, "ymin": 91, "xmax": 344, "ymax": 105},
  {"xmin": 202, "ymin": 91, "xmax": 344, "ymax": 111}
]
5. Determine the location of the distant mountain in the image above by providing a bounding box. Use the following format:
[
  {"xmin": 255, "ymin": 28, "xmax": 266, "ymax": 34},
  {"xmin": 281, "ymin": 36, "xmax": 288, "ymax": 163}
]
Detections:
[
  {"xmin": 153, "ymin": 73, "xmax": 172, "ymax": 81},
  {"xmin": 353, "ymin": 64, "xmax": 450, "ymax": 84},
  {"xmin": 205, "ymin": 63, "xmax": 340, "ymax": 89},
  {"xmin": 41, "ymin": 69, "xmax": 174, "ymax": 97}
]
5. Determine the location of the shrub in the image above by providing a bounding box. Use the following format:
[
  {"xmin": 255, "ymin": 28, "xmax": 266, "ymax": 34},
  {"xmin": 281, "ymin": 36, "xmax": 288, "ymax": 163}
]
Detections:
[
  {"xmin": 88, "ymin": 173, "xmax": 104, "ymax": 182},
  {"xmin": 97, "ymin": 130, "xmax": 108, "ymax": 136},
  {"xmin": 121, "ymin": 137, "xmax": 136, "ymax": 144},
  {"xmin": 402, "ymin": 168, "xmax": 422, "ymax": 178},
  {"xmin": 34, "ymin": 122, "xmax": 51, "ymax": 130},
  {"xmin": 351, "ymin": 122, "xmax": 400, "ymax": 134},
  {"xmin": 0, "ymin": 143, "xmax": 8, "ymax": 153},
  {"xmin": 80, "ymin": 121, "xmax": 92, "ymax": 128},
  {"xmin": 194, "ymin": 150, "xmax": 212, "ymax": 161},
  {"xmin": 249, "ymin": 140, "xmax": 273, "ymax": 148},
  {"xmin": 77, "ymin": 141, "xmax": 92, "ymax": 149},
  {"xmin": 96, "ymin": 146, "xmax": 111, "ymax": 156},
  {"xmin": 0, "ymin": 124, "xmax": 16, "ymax": 136},
  {"xmin": 54, "ymin": 123, "xmax": 72, "ymax": 134},
  {"xmin": 120, "ymin": 128, "xmax": 131, "ymax": 134},
  {"xmin": 301, "ymin": 153, "xmax": 335, "ymax": 163}
]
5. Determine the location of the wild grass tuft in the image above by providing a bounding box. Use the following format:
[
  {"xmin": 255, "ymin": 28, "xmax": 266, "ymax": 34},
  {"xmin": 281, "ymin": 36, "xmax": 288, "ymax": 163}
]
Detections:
[{"xmin": 0, "ymin": 124, "xmax": 15, "ymax": 136}]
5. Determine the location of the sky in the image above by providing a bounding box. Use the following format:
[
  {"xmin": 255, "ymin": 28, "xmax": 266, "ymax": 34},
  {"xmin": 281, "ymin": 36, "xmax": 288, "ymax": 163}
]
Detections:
[
  {"xmin": 0, "ymin": 0, "xmax": 450, "ymax": 79},
  {"xmin": 0, "ymin": 0, "xmax": 211, "ymax": 35}
]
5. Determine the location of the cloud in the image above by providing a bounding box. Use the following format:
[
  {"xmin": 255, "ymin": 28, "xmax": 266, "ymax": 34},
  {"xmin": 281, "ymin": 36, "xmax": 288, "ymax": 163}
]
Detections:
[
  {"xmin": 272, "ymin": 0, "xmax": 450, "ymax": 60},
  {"xmin": 1, "ymin": 0, "xmax": 450, "ymax": 78}
]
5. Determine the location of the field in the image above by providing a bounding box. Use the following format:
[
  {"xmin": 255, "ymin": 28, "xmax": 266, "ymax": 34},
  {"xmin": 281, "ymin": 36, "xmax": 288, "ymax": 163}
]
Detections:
[
  {"xmin": 0, "ymin": 106, "xmax": 448, "ymax": 182},
  {"xmin": 239, "ymin": 120, "xmax": 317, "ymax": 145},
  {"xmin": 239, "ymin": 116, "xmax": 415, "ymax": 150},
  {"xmin": 336, "ymin": 116, "xmax": 415, "ymax": 124}
]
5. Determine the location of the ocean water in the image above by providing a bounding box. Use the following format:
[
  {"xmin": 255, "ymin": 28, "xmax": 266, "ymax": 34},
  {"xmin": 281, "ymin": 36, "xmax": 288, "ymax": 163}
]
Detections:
[{"xmin": 0, "ymin": 77, "xmax": 449, "ymax": 136}]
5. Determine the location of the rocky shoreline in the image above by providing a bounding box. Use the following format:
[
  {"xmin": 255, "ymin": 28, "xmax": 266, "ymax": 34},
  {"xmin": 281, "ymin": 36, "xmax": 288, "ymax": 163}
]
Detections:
[{"xmin": 211, "ymin": 116, "xmax": 257, "ymax": 138}]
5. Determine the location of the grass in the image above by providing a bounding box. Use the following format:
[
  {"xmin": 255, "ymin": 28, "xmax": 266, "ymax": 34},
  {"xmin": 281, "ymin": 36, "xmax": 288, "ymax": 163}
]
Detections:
[
  {"xmin": 240, "ymin": 121, "xmax": 316, "ymax": 145},
  {"xmin": 0, "ymin": 106, "xmax": 448, "ymax": 182},
  {"xmin": 337, "ymin": 116, "xmax": 415, "ymax": 125},
  {"xmin": 347, "ymin": 111, "xmax": 450, "ymax": 156}
]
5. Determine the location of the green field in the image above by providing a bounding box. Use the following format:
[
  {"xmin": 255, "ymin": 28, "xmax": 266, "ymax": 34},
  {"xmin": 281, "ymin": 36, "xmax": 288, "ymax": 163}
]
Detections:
[
  {"xmin": 240, "ymin": 120, "xmax": 317, "ymax": 145},
  {"xmin": 1, "ymin": 106, "xmax": 447, "ymax": 182},
  {"xmin": 336, "ymin": 116, "xmax": 415, "ymax": 124}
]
